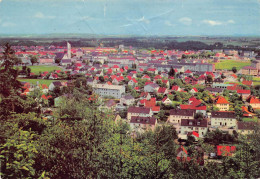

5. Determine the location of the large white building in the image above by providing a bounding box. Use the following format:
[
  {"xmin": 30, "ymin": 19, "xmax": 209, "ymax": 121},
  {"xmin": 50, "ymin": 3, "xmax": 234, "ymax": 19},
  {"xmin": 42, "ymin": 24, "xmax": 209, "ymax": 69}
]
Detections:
[
  {"xmin": 211, "ymin": 111, "xmax": 237, "ymax": 128},
  {"xmin": 93, "ymin": 84, "xmax": 125, "ymax": 99}
]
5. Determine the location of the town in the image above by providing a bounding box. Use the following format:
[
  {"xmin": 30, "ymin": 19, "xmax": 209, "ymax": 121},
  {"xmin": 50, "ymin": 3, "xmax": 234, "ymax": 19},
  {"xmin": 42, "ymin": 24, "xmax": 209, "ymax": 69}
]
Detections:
[{"xmin": 1, "ymin": 40, "xmax": 260, "ymax": 178}]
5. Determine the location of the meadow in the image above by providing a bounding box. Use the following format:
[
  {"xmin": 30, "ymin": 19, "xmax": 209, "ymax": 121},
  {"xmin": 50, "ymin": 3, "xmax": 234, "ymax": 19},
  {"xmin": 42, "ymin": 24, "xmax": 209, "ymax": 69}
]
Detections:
[
  {"xmin": 19, "ymin": 78, "xmax": 66, "ymax": 86},
  {"xmin": 214, "ymin": 60, "xmax": 251, "ymax": 70},
  {"xmin": 19, "ymin": 65, "xmax": 63, "ymax": 75}
]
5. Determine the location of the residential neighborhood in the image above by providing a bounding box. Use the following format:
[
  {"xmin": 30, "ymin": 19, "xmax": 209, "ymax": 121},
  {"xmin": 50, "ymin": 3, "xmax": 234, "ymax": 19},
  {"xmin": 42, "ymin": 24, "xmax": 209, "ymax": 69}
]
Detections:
[{"xmin": 1, "ymin": 41, "xmax": 260, "ymax": 178}]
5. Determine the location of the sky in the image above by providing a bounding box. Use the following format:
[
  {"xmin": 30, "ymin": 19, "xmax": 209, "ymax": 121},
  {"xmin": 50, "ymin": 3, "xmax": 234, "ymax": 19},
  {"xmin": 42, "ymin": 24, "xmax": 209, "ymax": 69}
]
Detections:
[{"xmin": 0, "ymin": 0, "xmax": 259, "ymax": 36}]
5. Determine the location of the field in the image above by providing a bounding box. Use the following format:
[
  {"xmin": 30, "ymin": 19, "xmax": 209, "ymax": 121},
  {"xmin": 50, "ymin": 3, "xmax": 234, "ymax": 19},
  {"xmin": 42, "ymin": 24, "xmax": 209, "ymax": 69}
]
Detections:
[
  {"xmin": 242, "ymin": 117, "xmax": 258, "ymax": 122},
  {"xmin": 19, "ymin": 65, "xmax": 63, "ymax": 75},
  {"xmin": 214, "ymin": 60, "xmax": 251, "ymax": 70},
  {"xmin": 19, "ymin": 78, "xmax": 66, "ymax": 86}
]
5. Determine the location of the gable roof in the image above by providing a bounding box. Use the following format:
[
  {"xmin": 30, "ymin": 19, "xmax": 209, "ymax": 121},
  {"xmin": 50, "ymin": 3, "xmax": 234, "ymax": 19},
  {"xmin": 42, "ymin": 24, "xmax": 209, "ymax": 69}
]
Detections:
[
  {"xmin": 211, "ymin": 111, "xmax": 236, "ymax": 119},
  {"xmin": 237, "ymin": 121, "xmax": 256, "ymax": 130},
  {"xmin": 181, "ymin": 119, "xmax": 207, "ymax": 127},
  {"xmin": 130, "ymin": 116, "xmax": 157, "ymax": 125},
  {"xmin": 169, "ymin": 109, "xmax": 194, "ymax": 116},
  {"xmin": 128, "ymin": 107, "xmax": 151, "ymax": 114},
  {"xmin": 215, "ymin": 96, "xmax": 229, "ymax": 104},
  {"xmin": 246, "ymin": 96, "xmax": 260, "ymax": 104},
  {"xmin": 237, "ymin": 89, "xmax": 251, "ymax": 94}
]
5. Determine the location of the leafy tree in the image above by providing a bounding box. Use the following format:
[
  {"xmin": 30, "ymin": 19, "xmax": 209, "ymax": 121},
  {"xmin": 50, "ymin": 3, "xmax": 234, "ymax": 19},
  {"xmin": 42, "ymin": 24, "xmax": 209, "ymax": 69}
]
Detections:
[
  {"xmin": 0, "ymin": 130, "xmax": 38, "ymax": 178},
  {"xmin": 99, "ymin": 75, "xmax": 105, "ymax": 83},
  {"xmin": 29, "ymin": 55, "xmax": 38, "ymax": 66},
  {"xmin": 0, "ymin": 43, "xmax": 24, "ymax": 116},
  {"xmin": 194, "ymin": 112, "xmax": 204, "ymax": 120},
  {"xmin": 168, "ymin": 66, "xmax": 175, "ymax": 77},
  {"xmin": 232, "ymin": 67, "xmax": 237, "ymax": 73}
]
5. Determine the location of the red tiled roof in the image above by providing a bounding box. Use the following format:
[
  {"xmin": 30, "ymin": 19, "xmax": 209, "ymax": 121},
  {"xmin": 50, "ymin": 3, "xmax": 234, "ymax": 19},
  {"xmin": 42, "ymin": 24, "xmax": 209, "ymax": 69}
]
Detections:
[
  {"xmin": 158, "ymin": 87, "xmax": 167, "ymax": 93},
  {"xmin": 217, "ymin": 146, "xmax": 236, "ymax": 156},
  {"xmin": 237, "ymin": 89, "xmax": 250, "ymax": 94},
  {"xmin": 215, "ymin": 96, "xmax": 229, "ymax": 104},
  {"xmin": 242, "ymin": 80, "xmax": 253, "ymax": 86},
  {"xmin": 185, "ymin": 69, "xmax": 192, "ymax": 73},
  {"xmin": 172, "ymin": 85, "xmax": 180, "ymax": 91},
  {"xmin": 247, "ymin": 96, "xmax": 260, "ymax": 104}
]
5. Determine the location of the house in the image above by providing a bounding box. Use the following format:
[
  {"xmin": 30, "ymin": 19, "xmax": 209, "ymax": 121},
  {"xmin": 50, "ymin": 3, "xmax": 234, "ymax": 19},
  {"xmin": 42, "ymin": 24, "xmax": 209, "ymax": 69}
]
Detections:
[
  {"xmin": 246, "ymin": 96, "xmax": 260, "ymax": 109},
  {"xmin": 157, "ymin": 87, "xmax": 169, "ymax": 95},
  {"xmin": 214, "ymin": 96, "xmax": 229, "ymax": 111},
  {"xmin": 143, "ymin": 98, "xmax": 160, "ymax": 114},
  {"xmin": 171, "ymin": 85, "xmax": 181, "ymax": 92},
  {"xmin": 162, "ymin": 96, "xmax": 172, "ymax": 105},
  {"xmin": 241, "ymin": 66, "xmax": 258, "ymax": 76},
  {"xmin": 205, "ymin": 87, "xmax": 224, "ymax": 95},
  {"xmin": 87, "ymin": 78, "xmax": 97, "ymax": 86},
  {"xmin": 184, "ymin": 76, "xmax": 198, "ymax": 85},
  {"xmin": 180, "ymin": 119, "xmax": 208, "ymax": 138},
  {"xmin": 41, "ymin": 84, "xmax": 49, "ymax": 94},
  {"xmin": 144, "ymin": 83, "xmax": 160, "ymax": 93},
  {"xmin": 237, "ymin": 121, "xmax": 256, "ymax": 135},
  {"xmin": 49, "ymin": 81, "xmax": 63, "ymax": 91},
  {"xmin": 99, "ymin": 99, "xmax": 117, "ymax": 112},
  {"xmin": 49, "ymin": 73, "xmax": 58, "ymax": 80},
  {"xmin": 242, "ymin": 80, "xmax": 253, "ymax": 86},
  {"xmin": 161, "ymin": 80, "xmax": 170, "ymax": 88},
  {"xmin": 140, "ymin": 92, "xmax": 151, "ymax": 100},
  {"xmin": 237, "ymin": 89, "xmax": 251, "ymax": 100},
  {"xmin": 180, "ymin": 97, "xmax": 207, "ymax": 115},
  {"xmin": 128, "ymin": 78, "xmax": 138, "ymax": 86},
  {"xmin": 216, "ymin": 146, "xmax": 236, "ymax": 157},
  {"xmin": 127, "ymin": 107, "xmax": 153, "ymax": 120},
  {"xmin": 142, "ymin": 75, "xmax": 151, "ymax": 81},
  {"xmin": 176, "ymin": 146, "xmax": 190, "ymax": 162},
  {"xmin": 190, "ymin": 88, "xmax": 198, "ymax": 94},
  {"xmin": 224, "ymin": 74, "xmax": 237, "ymax": 82},
  {"xmin": 197, "ymin": 75, "xmax": 206, "ymax": 85},
  {"xmin": 93, "ymin": 84, "xmax": 125, "ymax": 99},
  {"xmin": 120, "ymin": 95, "xmax": 135, "ymax": 106},
  {"xmin": 176, "ymin": 145, "xmax": 204, "ymax": 165},
  {"xmin": 130, "ymin": 116, "xmax": 157, "ymax": 133},
  {"xmin": 167, "ymin": 109, "xmax": 195, "ymax": 124},
  {"xmin": 211, "ymin": 111, "xmax": 236, "ymax": 128}
]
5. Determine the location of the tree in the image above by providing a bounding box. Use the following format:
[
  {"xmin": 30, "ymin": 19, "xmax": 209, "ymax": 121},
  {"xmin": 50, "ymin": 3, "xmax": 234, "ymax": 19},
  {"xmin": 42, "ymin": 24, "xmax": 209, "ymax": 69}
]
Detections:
[
  {"xmin": 0, "ymin": 129, "xmax": 38, "ymax": 178},
  {"xmin": 0, "ymin": 43, "xmax": 23, "ymax": 116},
  {"xmin": 29, "ymin": 55, "xmax": 38, "ymax": 66},
  {"xmin": 168, "ymin": 66, "xmax": 175, "ymax": 77},
  {"xmin": 232, "ymin": 67, "xmax": 237, "ymax": 74},
  {"xmin": 99, "ymin": 76, "xmax": 105, "ymax": 83}
]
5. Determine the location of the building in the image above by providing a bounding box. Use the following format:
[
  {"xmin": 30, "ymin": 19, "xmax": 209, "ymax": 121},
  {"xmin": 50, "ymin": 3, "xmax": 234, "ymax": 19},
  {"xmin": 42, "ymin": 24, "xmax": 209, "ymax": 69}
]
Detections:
[
  {"xmin": 237, "ymin": 89, "xmax": 251, "ymax": 100},
  {"xmin": 237, "ymin": 121, "xmax": 256, "ymax": 135},
  {"xmin": 180, "ymin": 119, "xmax": 208, "ymax": 137},
  {"xmin": 167, "ymin": 109, "xmax": 195, "ymax": 124},
  {"xmin": 93, "ymin": 84, "xmax": 125, "ymax": 99},
  {"xmin": 246, "ymin": 96, "xmax": 260, "ymax": 109},
  {"xmin": 241, "ymin": 66, "xmax": 258, "ymax": 76},
  {"xmin": 130, "ymin": 116, "xmax": 157, "ymax": 133},
  {"xmin": 214, "ymin": 96, "xmax": 230, "ymax": 111},
  {"xmin": 211, "ymin": 111, "xmax": 236, "ymax": 128},
  {"xmin": 127, "ymin": 107, "xmax": 153, "ymax": 120},
  {"xmin": 120, "ymin": 95, "xmax": 135, "ymax": 106}
]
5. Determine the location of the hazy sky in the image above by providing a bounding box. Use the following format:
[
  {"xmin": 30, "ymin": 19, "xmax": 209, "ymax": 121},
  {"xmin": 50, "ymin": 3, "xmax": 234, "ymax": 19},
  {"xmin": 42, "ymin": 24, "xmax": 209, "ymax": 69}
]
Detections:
[{"xmin": 0, "ymin": 0, "xmax": 259, "ymax": 36}]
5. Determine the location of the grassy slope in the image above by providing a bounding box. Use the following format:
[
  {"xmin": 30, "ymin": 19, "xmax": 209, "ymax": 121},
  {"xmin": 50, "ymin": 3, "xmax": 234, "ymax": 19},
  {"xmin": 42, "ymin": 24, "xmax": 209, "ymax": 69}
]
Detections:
[{"xmin": 214, "ymin": 60, "xmax": 251, "ymax": 70}]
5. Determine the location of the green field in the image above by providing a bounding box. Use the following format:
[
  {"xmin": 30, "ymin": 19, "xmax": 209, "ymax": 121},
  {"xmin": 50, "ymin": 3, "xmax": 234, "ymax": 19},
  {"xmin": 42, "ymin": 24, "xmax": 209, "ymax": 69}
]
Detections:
[
  {"xmin": 19, "ymin": 78, "xmax": 66, "ymax": 86},
  {"xmin": 19, "ymin": 65, "xmax": 63, "ymax": 75},
  {"xmin": 214, "ymin": 60, "xmax": 251, "ymax": 70},
  {"xmin": 242, "ymin": 117, "xmax": 258, "ymax": 122}
]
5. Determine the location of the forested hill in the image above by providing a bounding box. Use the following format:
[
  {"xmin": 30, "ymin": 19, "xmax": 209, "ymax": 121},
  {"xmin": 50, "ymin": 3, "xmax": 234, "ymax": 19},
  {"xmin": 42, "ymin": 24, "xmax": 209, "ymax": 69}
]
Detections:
[{"xmin": 0, "ymin": 37, "xmax": 259, "ymax": 51}]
